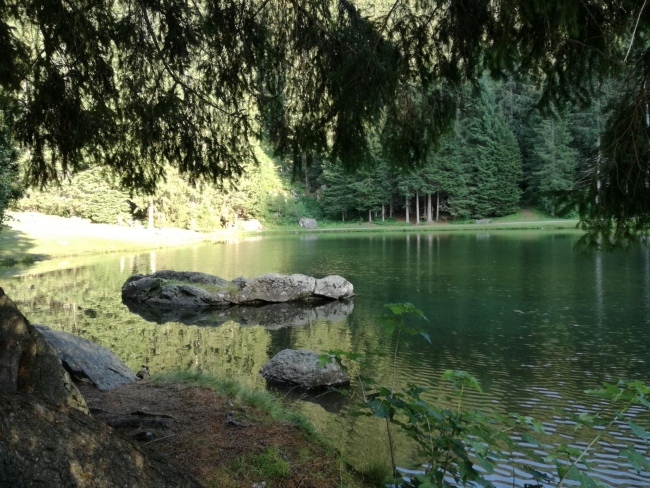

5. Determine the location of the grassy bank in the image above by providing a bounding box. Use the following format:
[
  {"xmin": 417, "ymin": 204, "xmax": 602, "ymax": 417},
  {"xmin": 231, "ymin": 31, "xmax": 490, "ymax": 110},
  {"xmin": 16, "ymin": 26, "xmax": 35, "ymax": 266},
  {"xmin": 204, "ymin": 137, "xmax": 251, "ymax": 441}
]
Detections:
[
  {"xmin": 255, "ymin": 218, "xmax": 578, "ymax": 236},
  {"xmin": 0, "ymin": 210, "xmax": 580, "ymax": 270},
  {"xmin": 143, "ymin": 371, "xmax": 376, "ymax": 488},
  {"xmin": 0, "ymin": 211, "xmax": 230, "ymax": 262}
]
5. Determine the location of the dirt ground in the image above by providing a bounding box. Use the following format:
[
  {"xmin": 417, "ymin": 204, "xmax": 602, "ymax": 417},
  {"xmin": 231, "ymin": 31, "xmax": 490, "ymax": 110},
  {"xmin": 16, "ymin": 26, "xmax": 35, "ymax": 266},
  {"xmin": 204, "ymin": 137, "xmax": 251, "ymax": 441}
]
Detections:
[{"xmin": 79, "ymin": 381, "xmax": 356, "ymax": 488}]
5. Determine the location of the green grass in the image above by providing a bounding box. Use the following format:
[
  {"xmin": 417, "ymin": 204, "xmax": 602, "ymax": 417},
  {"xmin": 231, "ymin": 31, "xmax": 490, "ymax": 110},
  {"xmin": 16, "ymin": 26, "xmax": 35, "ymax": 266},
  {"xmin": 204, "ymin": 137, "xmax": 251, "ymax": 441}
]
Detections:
[
  {"xmin": 356, "ymin": 459, "xmax": 392, "ymax": 488},
  {"xmin": 232, "ymin": 448, "xmax": 291, "ymax": 479},
  {"xmin": 492, "ymin": 207, "xmax": 557, "ymax": 222},
  {"xmin": 150, "ymin": 370, "xmax": 316, "ymax": 435}
]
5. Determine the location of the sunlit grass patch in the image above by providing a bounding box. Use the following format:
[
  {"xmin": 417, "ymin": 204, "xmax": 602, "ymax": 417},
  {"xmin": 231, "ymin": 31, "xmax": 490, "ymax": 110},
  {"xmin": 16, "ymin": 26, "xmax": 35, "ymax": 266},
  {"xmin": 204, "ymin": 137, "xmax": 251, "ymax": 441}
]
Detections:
[
  {"xmin": 150, "ymin": 370, "xmax": 316, "ymax": 436},
  {"xmin": 355, "ymin": 459, "xmax": 392, "ymax": 487},
  {"xmin": 231, "ymin": 447, "xmax": 291, "ymax": 480}
]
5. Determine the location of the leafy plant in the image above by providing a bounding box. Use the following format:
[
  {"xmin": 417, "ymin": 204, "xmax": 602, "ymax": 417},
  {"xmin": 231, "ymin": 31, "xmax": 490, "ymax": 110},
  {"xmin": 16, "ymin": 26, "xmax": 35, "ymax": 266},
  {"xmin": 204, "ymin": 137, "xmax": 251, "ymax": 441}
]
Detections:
[{"xmin": 330, "ymin": 302, "xmax": 650, "ymax": 488}]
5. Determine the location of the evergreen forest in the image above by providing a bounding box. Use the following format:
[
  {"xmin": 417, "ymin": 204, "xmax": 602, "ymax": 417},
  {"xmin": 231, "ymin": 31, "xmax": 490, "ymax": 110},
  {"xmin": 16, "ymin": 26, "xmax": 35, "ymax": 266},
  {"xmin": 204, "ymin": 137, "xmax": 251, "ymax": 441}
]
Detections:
[{"xmin": 9, "ymin": 76, "xmax": 607, "ymax": 230}]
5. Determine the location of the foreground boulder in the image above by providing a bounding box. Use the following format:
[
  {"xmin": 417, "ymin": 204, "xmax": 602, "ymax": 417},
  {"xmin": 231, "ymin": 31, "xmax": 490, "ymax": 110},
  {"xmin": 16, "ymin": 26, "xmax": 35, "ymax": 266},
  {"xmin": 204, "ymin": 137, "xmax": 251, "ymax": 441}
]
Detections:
[
  {"xmin": 122, "ymin": 270, "xmax": 354, "ymax": 311},
  {"xmin": 33, "ymin": 324, "xmax": 137, "ymax": 390},
  {"xmin": 0, "ymin": 395, "xmax": 201, "ymax": 488},
  {"xmin": 0, "ymin": 288, "xmax": 87, "ymax": 413},
  {"xmin": 125, "ymin": 297, "xmax": 354, "ymax": 329},
  {"xmin": 260, "ymin": 349, "xmax": 351, "ymax": 389},
  {"xmin": 299, "ymin": 217, "xmax": 318, "ymax": 229}
]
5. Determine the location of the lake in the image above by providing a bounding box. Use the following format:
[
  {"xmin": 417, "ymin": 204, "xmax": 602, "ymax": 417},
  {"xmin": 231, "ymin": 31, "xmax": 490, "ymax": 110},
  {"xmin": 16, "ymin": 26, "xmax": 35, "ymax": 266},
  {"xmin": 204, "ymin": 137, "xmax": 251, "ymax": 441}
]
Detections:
[{"xmin": 3, "ymin": 230, "xmax": 650, "ymax": 486}]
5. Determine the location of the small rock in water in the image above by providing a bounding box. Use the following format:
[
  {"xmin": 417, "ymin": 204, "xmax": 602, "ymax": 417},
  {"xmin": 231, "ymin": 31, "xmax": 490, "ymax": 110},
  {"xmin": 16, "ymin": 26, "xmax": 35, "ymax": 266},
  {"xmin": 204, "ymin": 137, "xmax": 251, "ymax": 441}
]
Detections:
[
  {"xmin": 260, "ymin": 349, "xmax": 350, "ymax": 389},
  {"xmin": 252, "ymin": 482, "xmax": 267, "ymax": 488}
]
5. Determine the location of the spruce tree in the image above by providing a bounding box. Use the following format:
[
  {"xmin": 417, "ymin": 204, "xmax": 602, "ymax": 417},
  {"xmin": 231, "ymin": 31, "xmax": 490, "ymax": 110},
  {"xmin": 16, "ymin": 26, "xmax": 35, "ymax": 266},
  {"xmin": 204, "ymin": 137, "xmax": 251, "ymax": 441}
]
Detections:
[
  {"xmin": 459, "ymin": 79, "xmax": 522, "ymax": 218},
  {"xmin": 529, "ymin": 117, "xmax": 578, "ymax": 215}
]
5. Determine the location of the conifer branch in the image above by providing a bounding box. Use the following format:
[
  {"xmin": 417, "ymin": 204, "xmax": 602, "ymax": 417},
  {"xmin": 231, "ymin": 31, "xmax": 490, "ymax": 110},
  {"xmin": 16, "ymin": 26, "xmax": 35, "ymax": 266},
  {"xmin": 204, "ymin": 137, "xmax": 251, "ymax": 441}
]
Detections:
[
  {"xmin": 625, "ymin": 0, "xmax": 647, "ymax": 63},
  {"xmin": 139, "ymin": 1, "xmax": 244, "ymax": 120}
]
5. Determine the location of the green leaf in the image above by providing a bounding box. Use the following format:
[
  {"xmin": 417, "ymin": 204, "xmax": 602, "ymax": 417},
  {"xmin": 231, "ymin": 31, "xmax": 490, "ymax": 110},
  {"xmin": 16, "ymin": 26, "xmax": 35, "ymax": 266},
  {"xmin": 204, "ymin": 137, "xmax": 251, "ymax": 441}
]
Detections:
[
  {"xmin": 521, "ymin": 433, "xmax": 541, "ymax": 446},
  {"xmin": 621, "ymin": 445, "xmax": 650, "ymax": 473},
  {"xmin": 475, "ymin": 454, "xmax": 494, "ymax": 473},
  {"xmin": 367, "ymin": 398, "xmax": 391, "ymax": 418},
  {"xmin": 317, "ymin": 354, "xmax": 333, "ymax": 368},
  {"xmin": 628, "ymin": 420, "xmax": 649, "ymax": 441}
]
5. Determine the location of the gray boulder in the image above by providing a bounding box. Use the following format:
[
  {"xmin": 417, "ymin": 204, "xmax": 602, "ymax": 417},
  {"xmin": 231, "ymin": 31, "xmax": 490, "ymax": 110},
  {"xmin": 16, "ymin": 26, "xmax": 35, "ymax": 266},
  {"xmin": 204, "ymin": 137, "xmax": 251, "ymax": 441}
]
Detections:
[
  {"xmin": 122, "ymin": 270, "xmax": 234, "ymax": 309},
  {"xmin": 33, "ymin": 324, "xmax": 137, "ymax": 390},
  {"xmin": 299, "ymin": 217, "xmax": 318, "ymax": 229},
  {"xmin": 235, "ymin": 273, "xmax": 316, "ymax": 303},
  {"xmin": 122, "ymin": 271, "xmax": 354, "ymax": 310},
  {"xmin": 0, "ymin": 289, "xmax": 87, "ymax": 413},
  {"xmin": 0, "ymin": 395, "xmax": 201, "ymax": 488},
  {"xmin": 260, "ymin": 349, "xmax": 351, "ymax": 389},
  {"xmin": 314, "ymin": 275, "xmax": 355, "ymax": 299}
]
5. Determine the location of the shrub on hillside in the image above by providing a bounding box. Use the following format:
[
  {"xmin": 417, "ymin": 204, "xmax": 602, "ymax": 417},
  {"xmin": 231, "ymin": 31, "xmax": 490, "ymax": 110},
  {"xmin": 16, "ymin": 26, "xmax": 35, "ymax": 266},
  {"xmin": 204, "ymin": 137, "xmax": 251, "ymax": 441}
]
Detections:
[{"xmin": 17, "ymin": 168, "xmax": 130, "ymax": 224}]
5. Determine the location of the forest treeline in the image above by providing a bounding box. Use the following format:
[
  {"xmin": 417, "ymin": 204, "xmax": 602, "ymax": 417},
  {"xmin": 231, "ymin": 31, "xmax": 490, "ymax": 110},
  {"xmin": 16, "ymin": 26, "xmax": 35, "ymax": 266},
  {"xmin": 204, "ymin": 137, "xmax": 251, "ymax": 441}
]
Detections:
[{"xmin": 8, "ymin": 75, "xmax": 608, "ymax": 230}]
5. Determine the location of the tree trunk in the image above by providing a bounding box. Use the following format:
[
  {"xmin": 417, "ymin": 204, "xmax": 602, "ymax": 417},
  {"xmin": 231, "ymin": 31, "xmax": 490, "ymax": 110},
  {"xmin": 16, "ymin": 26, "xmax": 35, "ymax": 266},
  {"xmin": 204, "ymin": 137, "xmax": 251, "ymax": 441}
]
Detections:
[
  {"xmin": 148, "ymin": 197, "xmax": 154, "ymax": 230},
  {"xmin": 436, "ymin": 191, "xmax": 440, "ymax": 221},
  {"xmin": 382, "ymin": 204, "xmax": 385, "ymax": 221},
  {"xmin": 427, "ymin": 193, "xmax": 432, "ymax": 222},
  {"xmin": 303, "ymin": 153, "xmax": 310, "ymax": 192},
  {"xmin": 389, "ymin": 194, "xmax": 393, "ymax": 218},
  {"xmin": 368, "ymin": 209, "xmax": 372, "ymax": 222},
  {"xmin": 405, "ymin": 197, "xmax": 410, "ymax": 223},
  {"xmin": 415, "ymin": 191, "xmax": 420, "ymax": 225}
]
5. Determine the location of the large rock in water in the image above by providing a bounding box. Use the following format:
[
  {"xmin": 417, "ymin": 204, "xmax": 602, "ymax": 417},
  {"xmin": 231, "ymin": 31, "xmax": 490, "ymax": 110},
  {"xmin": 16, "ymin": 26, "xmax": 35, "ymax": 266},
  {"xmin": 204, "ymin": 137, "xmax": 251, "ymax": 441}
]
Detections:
[
  {"xmin": 260, "ymin": 349, "xmax": 351, "ymax": 389},
  {"xmin": 0, "ymin": 289, "xmax": 87, "ymax": 413},
  {"xmin": 33, "ymin": 324, "xmax": 137, "ymax": 390},
  {"xmin": 0, "ymin": 395, "xmax": 201, "ymax": 488},
  {"xmin": 122, "ymin": 270, "xmax": 354, "ymax": 310},
  {"xmin": 235, "ymin": 273, "xmax": 317, "ymax": 303},
  {"xmin": 122, "ymin": 270, "xmax": 233, "ymax": 309}
]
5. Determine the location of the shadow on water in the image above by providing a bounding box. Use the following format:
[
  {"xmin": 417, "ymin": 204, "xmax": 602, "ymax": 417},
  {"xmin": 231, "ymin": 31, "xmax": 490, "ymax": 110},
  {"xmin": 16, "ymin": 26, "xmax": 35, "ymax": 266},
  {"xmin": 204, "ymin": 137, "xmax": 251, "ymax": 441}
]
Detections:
[
  {"xmin": 0, "ymin": 228, "xmax": 49, "ymax": 275},
  {"xmin": 122, "ymin": 298, "xmax": 355, "ymax": 330},
  {"xmin": 266, "ymin": 383, "xmax": 350, "ymax": 414}
]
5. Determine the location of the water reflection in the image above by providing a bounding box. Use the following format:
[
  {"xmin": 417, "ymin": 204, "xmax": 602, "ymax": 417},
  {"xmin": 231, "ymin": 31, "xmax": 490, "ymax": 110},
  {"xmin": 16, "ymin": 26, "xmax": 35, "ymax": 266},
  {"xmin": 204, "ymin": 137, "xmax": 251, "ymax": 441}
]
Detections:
[
  {"xmin": 124, "ymin": 297, "xmax": 354, "ymax": 329},
  {"xmin": 4, "ymin": 231, "xmax": 650, "ymax": 486}
]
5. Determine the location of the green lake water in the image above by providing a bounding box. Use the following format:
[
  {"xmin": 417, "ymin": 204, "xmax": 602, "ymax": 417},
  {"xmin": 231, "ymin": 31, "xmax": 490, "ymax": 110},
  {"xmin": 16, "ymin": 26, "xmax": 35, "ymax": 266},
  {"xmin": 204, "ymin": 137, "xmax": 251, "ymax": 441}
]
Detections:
[{"xmin": 3, "ymin": 230, "xmax": 650, "ymax": 486}]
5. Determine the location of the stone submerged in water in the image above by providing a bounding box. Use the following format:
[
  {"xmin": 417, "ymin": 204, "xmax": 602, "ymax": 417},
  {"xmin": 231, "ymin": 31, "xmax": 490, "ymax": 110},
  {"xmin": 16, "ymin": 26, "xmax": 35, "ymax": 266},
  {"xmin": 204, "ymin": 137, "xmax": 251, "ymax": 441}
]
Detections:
[
  {"xmin": 33, "ymin": 324, "xmax": 137, "ymax": 390},
  {"xmin": 122, "ymin": 270, "xmax": 354, "ymax": 310},
  {"xmin": 259, "ymin": 349, "xmax": 351, "ymax": 389}
]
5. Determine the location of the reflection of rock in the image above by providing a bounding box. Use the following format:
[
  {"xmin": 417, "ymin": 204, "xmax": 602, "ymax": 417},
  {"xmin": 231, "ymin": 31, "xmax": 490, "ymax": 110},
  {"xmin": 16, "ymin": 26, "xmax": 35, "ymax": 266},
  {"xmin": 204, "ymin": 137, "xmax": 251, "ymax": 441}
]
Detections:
[
  {"xmin": 33, "ymin": 324, "xmax": 137, "ymax": 390},
  {"xmin": 123, "ymin": 298, "xmax": 354, "ymax": 329},
  {"xmin": 0, "ymin": 395, "xmax": 201, "ymax": 488},
  {"xmin": 267, "ymin": 383, "xmax": 349, "ymax": 414},
  {"xmin": 260, "ymin": 349, "xmax": 351, "ymax": 389},
  {"xmin": 0, "ymin": 289, "xmax": 87, "ymax": 413},
  {"xmin": 122, "ymin": 270, "xmax": 354, "ymax": 317}
]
